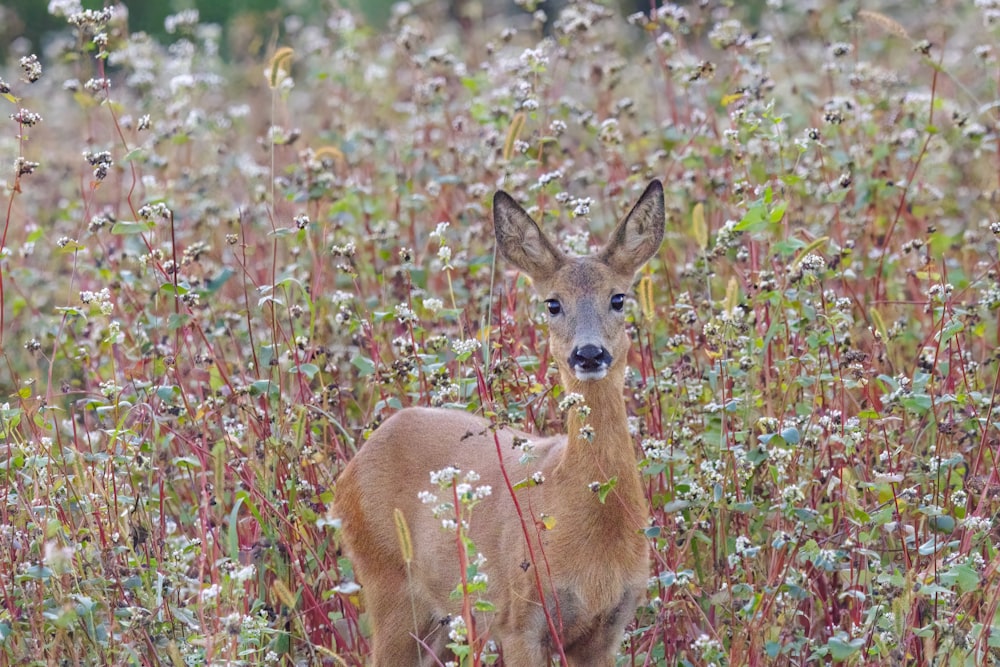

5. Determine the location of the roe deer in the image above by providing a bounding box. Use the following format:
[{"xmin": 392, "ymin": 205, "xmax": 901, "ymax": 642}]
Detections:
[{"xmin": 334, "ymin": 180, "xmax": 665, "ymax": 666}]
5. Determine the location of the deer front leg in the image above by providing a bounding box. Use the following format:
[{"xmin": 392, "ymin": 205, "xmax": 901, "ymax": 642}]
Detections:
[
  {"xmin": 361, "ymin": 568, "xmax": 449, "ymax": 666},
  {"xmin": 498, "ymin": 635, "xmax": 551, "ymax": 667}
]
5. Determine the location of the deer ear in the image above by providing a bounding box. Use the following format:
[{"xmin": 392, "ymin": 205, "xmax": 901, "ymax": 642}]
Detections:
[
  {"xmin": 599, "ymin": 180, "xmax": 665, "ymax": 277},
  {"xmin": 493, "ymin": 191, "xmax": 565, "ymax": 282}
]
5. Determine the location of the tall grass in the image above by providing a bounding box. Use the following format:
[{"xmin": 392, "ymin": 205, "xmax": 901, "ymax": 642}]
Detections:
[{"xmin": 1, "ymin": 1, "xmax": 999, "ymax": 664}]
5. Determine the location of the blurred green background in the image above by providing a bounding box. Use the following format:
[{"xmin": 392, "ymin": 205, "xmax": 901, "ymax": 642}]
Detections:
[
  {"xmin": 2, "ymin": 0, "xmax": 400, "ymax": 59},
  {"xmin": 3, "ymin": 1, "xmax": 661, "ymax": 62}
]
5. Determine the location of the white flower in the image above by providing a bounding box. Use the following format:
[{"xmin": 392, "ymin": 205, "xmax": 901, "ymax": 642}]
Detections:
[
  {"xmin": 430, "ymin": 466, "xmax": 461, "ymax": 487},
  {"xmin": 48, "ymin": 0, "xmax": 83, "ymax": 18},
  {"xmin": 429, "ymin": 221, "xmax": 449, "ymax": 239},
  {"xmin": 200, "ymin": 583, "xmax": 221, "ymax": 601},
  {"xmin": 451, "ymin": 338, "xmax": 481, "ymax": 356},
  {"xmin": 519, "ymin": 47, "xmax": 549, "ymax": 69},
  {"xmin": 43, "ymin": 540, "xmax": 75, "ymax": 573},
  {"xmin": 598, "ymin": 118, "xmax": 622, "ymax": 144},
  {"xmin": 558, "ymin": 393, "xmax": 585, "ymax": 412},
  {"xmin": 394, "ymin": 303, "xmax": 415, "ymax": 323},
  {"xmin": 437, "ymin": 245, "xmax": 453, "ymax": 269},
  {"xmin": 962, "ymin": 516, "xmax": 992, "ymax": 533}
]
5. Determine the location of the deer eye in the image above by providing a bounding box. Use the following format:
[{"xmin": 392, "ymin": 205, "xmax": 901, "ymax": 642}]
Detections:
[
  {"xmin": 610, "ymin": 294, "xmax": 626, "ymax": 312},
  {"xmin": 545, "ymin": 299, "xmax": 562, "ymax": 316}
]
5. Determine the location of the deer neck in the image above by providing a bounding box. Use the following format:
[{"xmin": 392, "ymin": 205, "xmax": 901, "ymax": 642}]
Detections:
[{"xmin": 550, "ymin": 369, "xmax": 646, "ymax": 525}]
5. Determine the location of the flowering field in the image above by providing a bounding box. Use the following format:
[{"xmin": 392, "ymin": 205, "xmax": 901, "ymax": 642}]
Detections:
[{"xmin": 2, "ymin": 0, "xmax": 1000, "ymax": 665}]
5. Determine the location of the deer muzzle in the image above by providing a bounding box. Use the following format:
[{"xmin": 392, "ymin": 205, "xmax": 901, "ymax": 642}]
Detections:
[{"xmin": 569, "ymin": 343, "xmax": 612, "ymax": 380}]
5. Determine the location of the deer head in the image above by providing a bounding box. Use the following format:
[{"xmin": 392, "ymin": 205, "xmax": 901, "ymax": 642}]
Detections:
[{"xmin": 493, "ymin": 180, "xmax": 665, "ymax": 385}]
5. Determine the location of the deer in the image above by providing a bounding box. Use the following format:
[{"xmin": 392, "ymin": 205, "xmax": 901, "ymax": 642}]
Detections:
[{"xmin": 333, "ymin": 179, "xmax": 665, "ymax": 666}]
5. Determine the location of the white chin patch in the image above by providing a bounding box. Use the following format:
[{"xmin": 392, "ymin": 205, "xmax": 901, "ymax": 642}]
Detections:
[{"xmin": 573, "ymin": 367, "xmax": 608, "ymax": 381}]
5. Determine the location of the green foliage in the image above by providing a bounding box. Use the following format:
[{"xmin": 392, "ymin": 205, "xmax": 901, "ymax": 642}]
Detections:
[
  {"xmin": 1, "ymin": 0, "xmax": 1000, "ymax": 665},
  {"xmin": 3, "ymin": 0, "xmax": 331, "ymax": 61}
]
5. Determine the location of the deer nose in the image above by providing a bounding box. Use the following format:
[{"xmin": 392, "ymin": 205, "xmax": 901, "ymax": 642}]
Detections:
[{"xmin": 569, "ymin": 344, "xmax": 612, "ymax": 374}]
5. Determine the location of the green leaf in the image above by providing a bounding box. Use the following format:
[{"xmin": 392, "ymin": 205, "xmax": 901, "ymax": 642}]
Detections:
[
  {"xmin": 23, "ymin": 564, "xmax": 53, "ymax": 580},
  {"xmin": 167, "ymin": 313, "xmax": 190, "ymax": 331},
  {"xmin": 744, "ymin": 445, "xmax": 767, "ymax": 464},
  {"xmin": 658, "ymin": 570, "xmax": 693, "ymax": 587},
  {"xmin": 160, "ymin": 282, "xmax": 189, "ymax": 295},
  {"xmin": 768, "ymin": 200, "xmax": 788, "ymax": 223},
  {"xmin": 374, "ymin": 397, "xmax": 402, "ymax": 413},
  {"xmin": 57, "ymin": 240, "xmax": 87, "ymax": 253},
  {"xmin": 940, "ymin": 563, "xmax": 979, "ymax": 593},
  {"xmin": 918, "ymin": 536, "xmax": 945, "ymax": 556},
  {"xmin": 227, "ymin": 495, "xmax": 246, "ymax": 560},
  {"xmin": 73, "ymin": 594, "xmax": 96, "ymax": 615},
  {"xmin": 155, "ymin": 385, "xmax": 179, "ymax": 401},
  {"xmin": 351, "ymin": 355, "xmax": 375, "ymax": 376},
  {"xmin": 172, "ymin": 456, "xmax": 202, "ymax": 469},
  {"xmin": 110, "ymin": 221, "xmax": 155, "ymax": 235},
  {"xmin": 250, "ymin": 380, "xmax": 279, "ymax": 397},
  {"xmin": 928, "ymin": 515, "xmax": 955, "ymax": 534},
  {"xmin": 597, "ymin": 477, "xmax": 618, "ymax": 504},
  {"xmin": 824, "ymin": 189, "xmax": 849, "ymax": 203},
  {"xmin": 292, "ymin": 363, "xmax": 319, "ymax": 379},
  {"xmin": 937, "ymin": 319, "xmax": 964, "ymax": 344},
  {"xmin": 827, "ymin": 635, "xmax": 864, "ymax": 661},
  {"xmin": 257, "ymin": 294, "xmax": 284, "ymax": 308},
  {"xmin": 513, "ymin": 476, "xmax": 542, "ymax": 491},
  {"xmin": 780, "ymin": 427, "xmax": 800, "ymax": 445},
  {"xmin": 170, "ymin": 604, "xmax": 200, "ymax": 630},
  {"xmin": 473, "ymin": 600, "xmax": 496, "ymax": 612},
  {"xmin": 734, "ymin": 203, "xmax": 767, "ymax": 232},
  {"xmin": 901, "ymin": 394, "xmax": 932, "ymax": 414},
  {"xmin": 661, "ymin": 500, "xmax": 690, "ymax": 513},
  {"xmin": 206, "ymin": 268, "xmax": 234, "ymax": 294}
]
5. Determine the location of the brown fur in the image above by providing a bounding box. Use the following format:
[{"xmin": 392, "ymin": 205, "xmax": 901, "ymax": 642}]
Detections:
[{"xmin": 334, "ymin": 181, "xmax": 665, "ymax": 666}]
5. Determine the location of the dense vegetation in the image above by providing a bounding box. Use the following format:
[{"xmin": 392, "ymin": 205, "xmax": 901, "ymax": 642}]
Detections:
[
  {"xmin": 0, "ymin": 0, "xmax": 332, "ymax": 60},
  {"xmin": 2, "ymin": 0, "xmax": 999, "ymax": 664}
]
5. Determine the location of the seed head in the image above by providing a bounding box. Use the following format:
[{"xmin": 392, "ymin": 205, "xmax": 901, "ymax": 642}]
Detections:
[{"xmin": 19, "ymin": 55, "xmax": 42, "ymax": 83}]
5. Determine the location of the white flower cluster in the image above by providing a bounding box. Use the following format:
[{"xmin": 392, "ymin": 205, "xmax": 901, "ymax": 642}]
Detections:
[
  {"xmin": 451, "ymin": 337, "xmax": 481, "ymax": 356},
  {"xmin": 726, "ymin": 535, "xmax": 760, "ymax": 568},
  {"xmin": 430, "ymin": 466, "xmax": 461, "ymax": 487},
  {"xmin": 80, "ymin": 287, "xmax": 113, "ymax": 315},
  {"xmin": 557, "ymin": 392, "xmax": 586, "ymax": 413},
  {"xmin": 394, "ymin": 303, "xmax": 415, "ymax": 324},
  {"xmin": 961, "ymin": 515, "xmax": 992, "ymax": 534}
]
